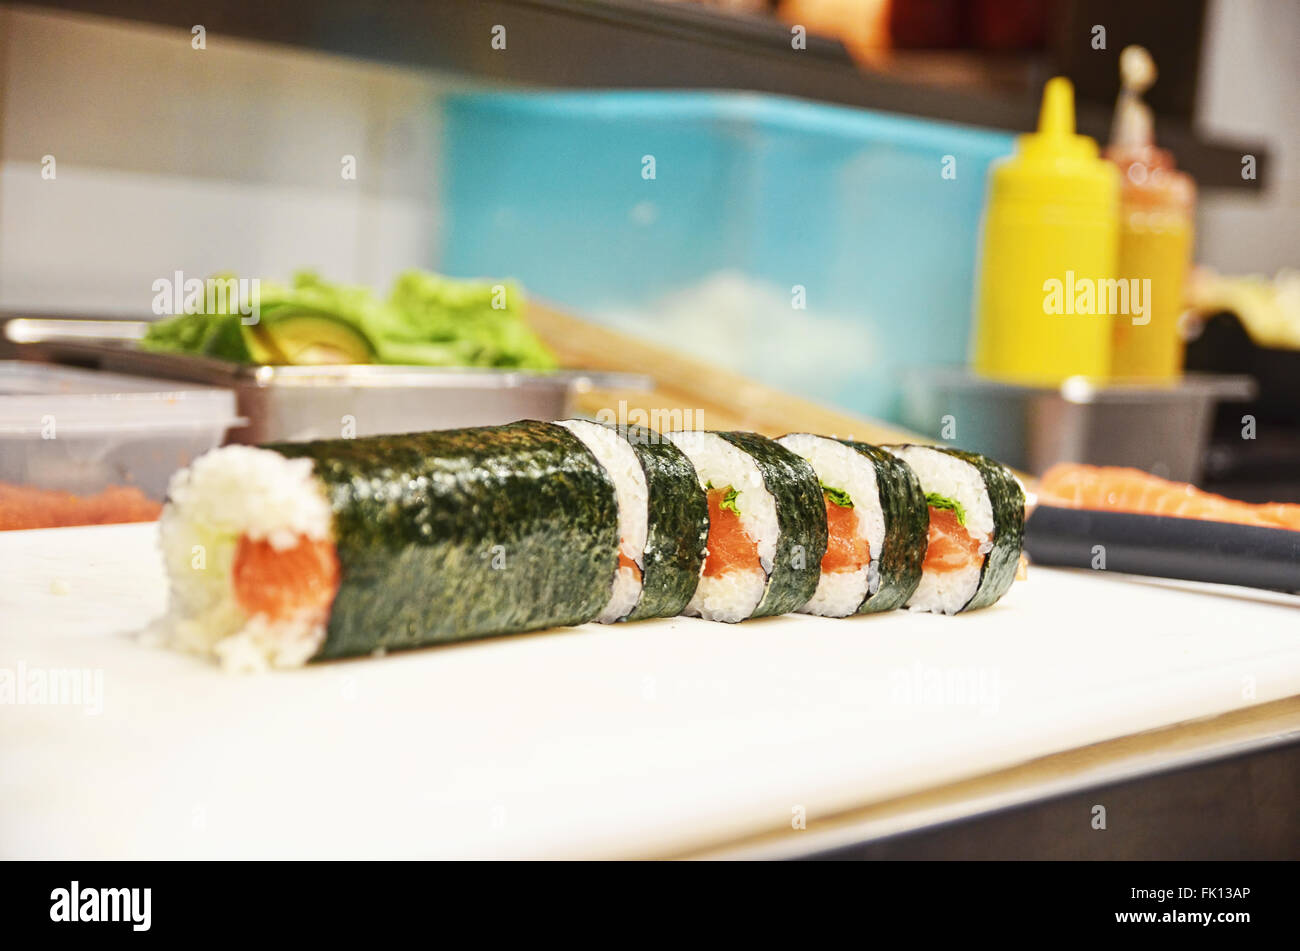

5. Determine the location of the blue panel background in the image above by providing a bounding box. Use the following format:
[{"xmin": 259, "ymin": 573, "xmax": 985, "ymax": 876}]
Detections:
[{"xmin": 439, "ymin": 91, "xmax": 1013, "ymax": 423}]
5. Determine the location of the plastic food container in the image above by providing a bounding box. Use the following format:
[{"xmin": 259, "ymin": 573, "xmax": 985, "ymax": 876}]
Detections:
[
  {"xmin": 0, "ymin": 361, "xmax": 243, "ymax": 504},
  {"xmin": 440, "ymin": 91, "xmax": 1015, "ymax": 423}
]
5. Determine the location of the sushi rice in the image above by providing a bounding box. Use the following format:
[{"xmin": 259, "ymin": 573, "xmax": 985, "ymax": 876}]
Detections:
[
  {"xmin": 886, "ymin": 445, "xmax": 995, "ymax": 615},
  {"xmin": 556, "ymin": 419, "xmax": 649, "ymax": 623},
  {"xmin": 153, "ymin": 445, "xmax": 336, "ymax": 671},
  {"xmin": 776, "ymin": 434, "xmax": 886, "ymax": 617},
  {"xmin": 665, "ymin": 430, "xmax": 778, "ymax": 622}
]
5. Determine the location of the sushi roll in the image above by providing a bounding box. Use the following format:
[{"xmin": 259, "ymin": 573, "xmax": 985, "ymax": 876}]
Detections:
[
  {"xmin": 155, "ymin": 421, "xmax": 620, "ymax": 670},
  {"xmin": 556, "ymin": 420, "xmax": 708, "ymax": 622},
  {"xmin": 885, "ymin": 445, "xmax": 1025, "ymax": 614},
  {"xmin": 776, "ymin": 434, "xmax": 928, "ymax": 617},
  {"xmin": 665, "ymin": 430, "xmax": 827, "ymax": 622}
]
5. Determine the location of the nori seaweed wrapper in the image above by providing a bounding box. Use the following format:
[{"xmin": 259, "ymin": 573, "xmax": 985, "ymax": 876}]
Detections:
[
  {"xmin": 620, "ymin": 425, "xmax": 709, "ymax": 622},
  {"xmin": 835, "ymin": 440, "xmax": 930, "ymax": 614},
  {"xmin": 714, "ymin": 431, "xmax": 828, "ymax": 618},
  {"xmin": 268, "ymin": 420, "xmax": 619, "ymax": 659},
  {"xmin": 936, "ymin": 448, "xmax": 1024, "ymax": 611},
  {"xmin": 887, "ymin": 444, "xmax": 1025, "ymax": 612}
]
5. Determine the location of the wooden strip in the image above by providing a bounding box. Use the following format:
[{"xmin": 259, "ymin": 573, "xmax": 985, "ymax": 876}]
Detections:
[{"xmin": 528, "ymin": 300, "xmax": 924, "ymax": 445}]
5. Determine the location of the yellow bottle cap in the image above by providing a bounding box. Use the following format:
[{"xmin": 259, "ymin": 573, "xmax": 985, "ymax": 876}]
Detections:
[{"xmin": 991, "ymin": 77, "xmax": 1118, "ymax": 206}]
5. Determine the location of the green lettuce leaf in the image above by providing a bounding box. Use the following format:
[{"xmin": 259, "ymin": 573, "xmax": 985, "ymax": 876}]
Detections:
[
  {"xmin": 719, "ymin": 487, "xmax": 742, "ymax": 515},
  {"xmin": 822, "ymin": 484, "xmax": 854, "ymax": 508},
  {"xmin": 925, "ymin": 492, "xmax": 967, "ymax": 526},
  {"xmin": 139, "ymin": 269, "xmax": 558, "ymax": 370}
]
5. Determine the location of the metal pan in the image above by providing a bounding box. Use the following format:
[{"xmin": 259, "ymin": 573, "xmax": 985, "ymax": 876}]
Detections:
[
  {"xmin": 2, "ymin": 316, "xmax": 650, "ymax": 443},
  {"xmin": 901, "ymin": 366, "xmax": 1255, "ymax": 484}
]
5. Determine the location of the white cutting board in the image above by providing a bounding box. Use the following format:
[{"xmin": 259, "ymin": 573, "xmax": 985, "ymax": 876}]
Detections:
[{"xmin": 3, "ymin": 521, "xmax": 1299, "ymax": 859}]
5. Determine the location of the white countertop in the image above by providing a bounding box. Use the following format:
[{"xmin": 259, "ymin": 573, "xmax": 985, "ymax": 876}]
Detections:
[{"xmin": 3, "ymin": 521, "xmax": 1299, "ymax": 859}]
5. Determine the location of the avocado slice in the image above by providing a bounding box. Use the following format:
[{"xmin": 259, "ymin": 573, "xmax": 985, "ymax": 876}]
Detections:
[
  {"xmin": 240, "ymin": 322, "xmax": 277, "ymax": 364},
  {"xmin": 252, "ymin": 307, "xmax": 376, "ymax": 365}
]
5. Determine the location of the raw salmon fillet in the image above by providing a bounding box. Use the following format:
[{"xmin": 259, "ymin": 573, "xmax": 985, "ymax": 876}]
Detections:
[
  {"xmin": 1038, "ymin": 464, "xmax": 1300, "ymax": 531},
  {"xmin": 0, "ymin": 482, "xmax": 162, "ymax": 531},
  {"xmin": 820, "ymin": 494, "xmax": 870, "ymax": 574}
]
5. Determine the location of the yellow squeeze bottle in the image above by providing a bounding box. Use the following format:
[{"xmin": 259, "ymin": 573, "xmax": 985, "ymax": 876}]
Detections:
[{"xmin": 971, "ymin": 77, "xmax": 1120, "ymax": 384}]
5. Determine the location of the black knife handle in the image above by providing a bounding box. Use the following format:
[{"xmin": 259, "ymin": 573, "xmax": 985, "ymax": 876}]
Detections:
[{"xmin": 1024, "ymin": 505, "xmax": 1300, "ymax": 594}]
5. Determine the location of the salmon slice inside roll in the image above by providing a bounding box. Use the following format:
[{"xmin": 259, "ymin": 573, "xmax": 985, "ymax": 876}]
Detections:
[
  {"xmin": 886, "ymin": 445, "xmax": 995, "ymax": 615},
  {"xmin": 231, "ymin": 535, "xmax": 340, "ymax": 624},
  {"xmin": 665, "ymin": 431, "xmax": 778, "ymax": 622},
  {"xmin": 701, "ymin": 484, "xmax": 763, "ymax": 580}
]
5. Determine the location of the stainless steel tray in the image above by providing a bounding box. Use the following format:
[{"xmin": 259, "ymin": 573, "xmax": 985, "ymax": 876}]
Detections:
[
  {"xmin": 3, "ymin": 317, "xmax": 650, "ymax": 444},
  {"xmin": 902, "ymin": 366, "xmax": 1256, "ymax": 482}
]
